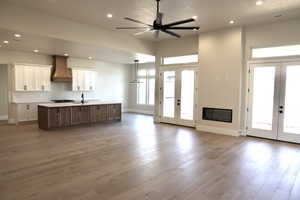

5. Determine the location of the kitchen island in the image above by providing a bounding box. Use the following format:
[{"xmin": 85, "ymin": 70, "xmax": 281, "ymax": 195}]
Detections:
[{"xmin": 38, "ymin": 102, "xmax": 121, "ymax": 130}]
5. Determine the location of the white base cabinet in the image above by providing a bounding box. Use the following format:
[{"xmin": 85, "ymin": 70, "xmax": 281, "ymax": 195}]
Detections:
[{"xmin": 17, "ymin": 103, "xmax": 38, "ymax": 122}]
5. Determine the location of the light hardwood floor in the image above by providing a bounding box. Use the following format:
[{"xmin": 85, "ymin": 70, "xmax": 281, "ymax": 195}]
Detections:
[{"xmin": 0, "ymin": 113, "xmax": 300, "ymax": 200}]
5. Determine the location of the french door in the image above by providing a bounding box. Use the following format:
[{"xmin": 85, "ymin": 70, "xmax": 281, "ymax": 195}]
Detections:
[
  {"xmin": 159, "ymin": 67, "xmax": 198, "ymax": 127},
  {"xmin": 247, "ymin": 61, "xmax": 300, "ymax": 143}
]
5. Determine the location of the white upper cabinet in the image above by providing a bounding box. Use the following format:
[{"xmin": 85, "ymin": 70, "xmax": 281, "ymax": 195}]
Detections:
[
  {"xmin": 72, "ymin": 69, "xmax": 96, "ymax": 91},
  {"xmin": 14, "ymin": 64, "xmax": 51, "ymax": 92},
  {"xmin": 14, "ymin": 65, "xmax": 25, "ymax": 91},
  {"xmin": 39, "ymin": 67, "xmax": 51, "ymax": 91},
  {"xmin": 84, "ymin": 71, "xmax": 96, "ymax": 91}
]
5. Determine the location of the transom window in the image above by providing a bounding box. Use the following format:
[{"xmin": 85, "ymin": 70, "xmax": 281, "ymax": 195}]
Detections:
[
  {"xmin": 252, "ymin": 44, "xmax": 300, "ymax": 58},
  {"xmin": 163, "ymin": 54, "xmax": 198, "ymax": 65},
  {"xmin": 137, "ymin": 69, "xmax": 155, "ymax": 105}
]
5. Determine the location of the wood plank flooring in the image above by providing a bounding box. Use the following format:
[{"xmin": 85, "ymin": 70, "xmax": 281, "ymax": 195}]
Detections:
[{"xmin": 0, "ymin": 113, "xmax": 300, "ymax": 200}]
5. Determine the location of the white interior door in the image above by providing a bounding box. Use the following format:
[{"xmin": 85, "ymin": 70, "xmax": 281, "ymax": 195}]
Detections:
[
  {"xmin": 247, "ymin": 61, "xmax": 300, "ymax": 143},
  {"xmin": 278, "ymin": 62, "xmax": 300, "ymax": 143},
  {"xmin": 160, "ymin": 68, "xmax": 197, "ymax": 127}
]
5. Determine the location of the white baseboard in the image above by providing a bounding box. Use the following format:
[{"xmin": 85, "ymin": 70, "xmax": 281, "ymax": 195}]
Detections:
[
  {"xmin": 196, "ymin": 125, "xmax": 240, "ymax": 137},
  {"xmin": 125, "ymin": 109, "xmax": 154, "ymax": 115},
  {"xmin": 8, "ymin": 118, "xmax": 16, "ymax": 124},
  {"xmin": 0, "ymin": 115, "xmax": 8, "ymax": 120}
]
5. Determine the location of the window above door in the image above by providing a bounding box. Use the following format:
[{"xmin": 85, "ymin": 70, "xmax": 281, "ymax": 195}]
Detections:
[
  {"xmin": 252, "ymin": 44, "xmax": 300, "ymax": 59},
  {"xmin": 163, "ymin": 54, "xmax": 198, "ymax": 65}
]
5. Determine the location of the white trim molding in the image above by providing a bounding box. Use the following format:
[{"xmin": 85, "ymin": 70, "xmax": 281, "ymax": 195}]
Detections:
[
  {"xmin": 196, "ymin": 125, "xmax": 240, "ymax": 137},
  {"xmin": 124, "ymin": 109, "xmax": 154, "ymax": 115},
  {"xmin": 8, "ymin": 118, "xmax": 16, "ymax": 124}
]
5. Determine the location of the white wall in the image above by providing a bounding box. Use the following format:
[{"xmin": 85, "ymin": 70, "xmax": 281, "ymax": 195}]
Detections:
[
  {"xmin": 0, "ymin": 50, "xmax": 52, "ymax": 65},
  {"xmin": 197, "ymin": 27, "xmax": 243, "ymax": 135},
  {"xmin": 241, "ymin": 18, "xmax": 300, "ymax": 130},
  {"xmin": 0, "ymin": 49, "xmax": 131, "ymax": 111},
  {"xmin": 0, "ymin": 65, "xmax": 8, "ymax": 120},
  {"xmin": 128, "ymin": 63, "xmax": 155, "ymax": 114},
  {"xmin": 244, "ymin": 19, "xmax": 300, "ymax": 60},
  {"xmin": 156, "ymin": 35, "xmax": 199, "ymax": 57}
]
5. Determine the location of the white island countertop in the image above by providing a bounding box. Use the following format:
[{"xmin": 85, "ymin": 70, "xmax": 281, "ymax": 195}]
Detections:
[{"xmin": 38, "ymin": 101, "xmax": 122, "ymax": 108}]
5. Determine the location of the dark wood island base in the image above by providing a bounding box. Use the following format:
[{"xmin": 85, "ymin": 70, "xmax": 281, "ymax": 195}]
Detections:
[{"xmin": 38, "ymin": 103, "xmax": 121, "ymax": 130}]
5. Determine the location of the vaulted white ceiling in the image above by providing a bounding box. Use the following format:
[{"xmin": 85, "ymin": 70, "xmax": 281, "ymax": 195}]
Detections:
[
  {"xmin": 3, "ymin": 0, "xmax": 300, "ymax": 40},
  {"xmin": 1, "ymin": 0, "xmax": 300, "ymax": 64},
  {"xmin": 0, "ymin": 28, "xmax": 154, "ymax": 64}
]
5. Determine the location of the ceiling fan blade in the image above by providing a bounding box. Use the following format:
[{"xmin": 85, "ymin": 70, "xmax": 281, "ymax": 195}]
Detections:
[
  {"xmin": 163, "ymin": 18, "xmax": 195, "ymax": 27},
  {"xmin": 165, "ymin": 26, "xmax": 200, "ymax": 30},
  {"xmin": 116, "ymin": 27, "xmax": 150, "ymax": 29},
  {"xmin": 124, "ymin": 17, "xmax": 152, "ymax": 26},
  {"xmin": 161, "ymin": 29, "xmax": 181, "ymax": 38},
  {"xmin": 134, "ymin": 29, "xmax": 153, "ymax": 36}
]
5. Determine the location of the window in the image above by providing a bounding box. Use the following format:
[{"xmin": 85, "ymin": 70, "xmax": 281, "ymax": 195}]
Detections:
[
  {"xmin": 252, "ymin": 44, "xmax": 300, "ymax": 58},
  {"xmin": 137, "ymin": 69, "xmax": 156, "ymax": 105},
  {"xmin": 163, "ymin": 54, "xmax": 198, "ymax": 65}
]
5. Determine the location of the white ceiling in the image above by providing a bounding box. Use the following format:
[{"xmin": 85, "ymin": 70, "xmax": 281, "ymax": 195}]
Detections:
[
  {"xmin": 3, "ymin": 0, "xmax": 300, "ymax": 40},
  {"xmin": 0, "ymin": 28, "xmax": 155, "ymax": 64}
]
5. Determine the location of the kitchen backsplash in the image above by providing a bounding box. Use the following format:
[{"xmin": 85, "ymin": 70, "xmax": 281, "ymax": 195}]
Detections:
[{"xmin": 13, "ymin": 82, "xmax": 102, "ymax": 103}]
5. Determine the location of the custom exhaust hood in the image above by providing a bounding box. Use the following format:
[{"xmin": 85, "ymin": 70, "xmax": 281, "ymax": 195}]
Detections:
[{"xmin": 51, "ymin": 55, "xmax": 72, "ymax": 82}]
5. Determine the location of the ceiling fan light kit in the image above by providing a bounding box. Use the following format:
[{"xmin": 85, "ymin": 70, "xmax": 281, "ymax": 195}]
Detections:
[{"xmin": 116, "ymin": 0, "xmax": 200, "ymax": 39}]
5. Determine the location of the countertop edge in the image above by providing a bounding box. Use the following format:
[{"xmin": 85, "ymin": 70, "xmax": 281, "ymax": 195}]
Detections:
[{"xmin": 38, "ymin": 102, "xmax": 122, "ymax": 108}]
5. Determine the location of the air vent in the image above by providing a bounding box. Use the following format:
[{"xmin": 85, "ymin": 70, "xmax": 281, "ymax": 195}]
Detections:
[{"xmin": 202, "ymin": 107, "xmax": 232, "ymax": 123}]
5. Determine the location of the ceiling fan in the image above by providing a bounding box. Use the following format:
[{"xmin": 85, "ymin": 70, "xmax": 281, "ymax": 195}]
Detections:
[{"xmin": 116, "ymin": 0, "xmax": 200, "ymax": 38}]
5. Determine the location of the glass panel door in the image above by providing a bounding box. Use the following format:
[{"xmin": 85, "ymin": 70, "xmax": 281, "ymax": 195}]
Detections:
[
  {"xmin": 278, "ymin": 63, "xmax": 300, "ymax": 143},
  {"xmin": 160, "ymin": 68, "xmax": 197, "ymax": 127},
  {"xmin": 247, "ymin": 64, "xmax": 280, "ymax": 139},
  {"xmin": 251, "ymin": 67, "xmax": 275, "ymax": 130},
  {"xmin": 162, "ymin": 71, "xmax": 176, "ymax": 119},
  {"xmin": 180, "ymin": 70, "xmax": 195, "ymax": 121}
]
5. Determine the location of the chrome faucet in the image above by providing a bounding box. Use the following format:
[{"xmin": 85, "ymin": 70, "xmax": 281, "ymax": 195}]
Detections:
[{"xmin": 81, "ymin": 93, "xmax": 85, "ymax": 104}]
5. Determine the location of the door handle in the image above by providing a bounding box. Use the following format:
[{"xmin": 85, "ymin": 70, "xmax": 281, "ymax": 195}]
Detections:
[{"xmin": 279, "ymin": 105, "xmax": 284, "ymax": 114}]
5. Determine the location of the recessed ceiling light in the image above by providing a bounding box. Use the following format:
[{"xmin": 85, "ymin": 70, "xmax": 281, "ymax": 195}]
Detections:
[
  {"xmin": 64, "ymin": 53, "xmax": 69, "ymax": 56},
  {"xmin": 3, "ymin": 40, "xmax": 9, "ymax": 44},
  {"xmin": 229, "ymin": 20, "xmax": 235, "ymax": 24},
  {"xmin": 256, "ymin": 0, "xmax": 264, "ymax": 6},
  {"xmin": 88, "ymin": 56, "xmax": 93, "ymax": 60},
  {"xmin": 33, "ymin": 49, "xmax": 39, "ymax": 53},
  {"xmin": 107, "ymin": 13, "xmax": 113, "ymax": 18},
  {"xmin": 14, "ymin": 33, "xmax": 21, "ymax": 38},
  {"xmin": 192, "ymin": 16, "xmax": 197, "ymax": 20}
]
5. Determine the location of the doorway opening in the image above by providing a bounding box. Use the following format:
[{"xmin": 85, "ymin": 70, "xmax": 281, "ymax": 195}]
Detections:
[
  {"xmin": 247, "ymin": 61, "xmax": 300, "ymax": 143},
  {"xmin": 158, "ymin": 66, "xmax": 198, "ymax": 127}
]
